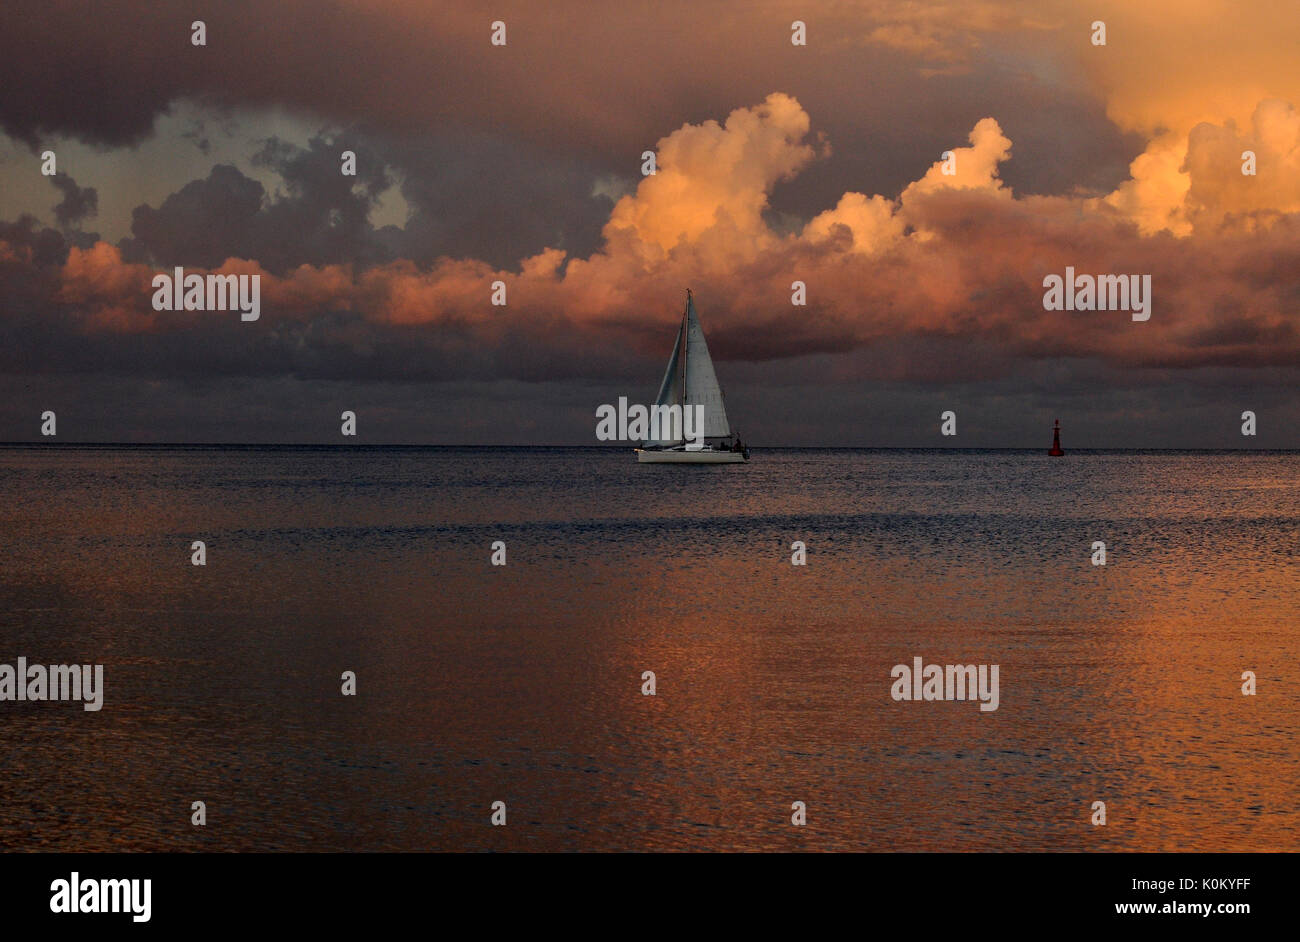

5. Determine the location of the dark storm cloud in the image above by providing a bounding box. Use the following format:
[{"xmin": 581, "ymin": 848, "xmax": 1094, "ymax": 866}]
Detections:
[
  {"xmin": 122, "ymin": 164, "xmax": 265, "ymax": 268},
  {"xmin": 3, "ymin": 90, "xmax": 1298, "ymax": 395},
  {"xmin": 49, "ymin": 172, "xmax": 98, "ymax": 227},
  {"xmin": 0, "ymin": 2, "xmax": 1297, "ymax": 446},
  {"xmin": 122, "ymin": 133, "xmax": 393, "ymax": 273},
  {"xmin": 380, "ymin": 128, "xmax": 611, "ymax": 269},
  {"xmin": 0, "ymin": 214, "xmax": 69, "ymax": 268},
  {"xmin": 10, "ymin": 173, "xmax": 1299, "ymax": 387},
  {"xmin": 0, "ymin": 1, "xmax": 1136, "ymax": 213},
  {"xmin": 117, "ymin": 128, "xmax": 609, "ymax": 274}
]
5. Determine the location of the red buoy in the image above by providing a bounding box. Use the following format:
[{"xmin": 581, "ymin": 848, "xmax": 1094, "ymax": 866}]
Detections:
[{"xmin": 1048, "ymin": 419, "xmax": 1064, "ymax": 456}]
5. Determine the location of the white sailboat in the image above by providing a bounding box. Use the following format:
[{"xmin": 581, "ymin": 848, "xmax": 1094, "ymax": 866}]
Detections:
[{"xmin": 635, "ymin": 290, "xmax": 750, "ymax": 464}]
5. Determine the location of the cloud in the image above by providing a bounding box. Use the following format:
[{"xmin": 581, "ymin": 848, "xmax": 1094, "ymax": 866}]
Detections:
[
  {"xmin": 802, "ymin": 116, "xmax": 1012, "ymax": 254},
  {"xmin": 902, "ymin": 117, "xmax": 1014, "ymax": 201},
  {"xmin": 49, "ymin": 173, "xmax": 98, "ymax": 228},
  {"xmin": 602, "ymin": 93, "xmax": 821, "ymax": 261},
  {"xmin": 856, "ymin": 0, "xmax": 1057, "ymax": 72},
  {"xmin": 121, "ymin": 133, "xmax": 396, "ymax": 274},
  {"xmin": 1101, "ymin": 133, "xmax": 1193, "ymax": 236},
  {"xmin": 2, "ymin": 94, "xmax": 1296, "ymax": 393},
  {"xmin": 0, "ymin": 2, "xmax": 1133, "ymax": 204},
  {"xmin": 803, "ymin": 192, "xmax": 904, "ymax": 254},
  {"xmin": 379, "ymin": 128, "xmax": 612, "ymax": 269},
  {"xmin": 1077, "ymin": 0, "xmax": 1300, "ymax": 141},
  {"xmin": 1057, "ymin": 0, "xmax": 1300, "ymax": 235},
  {"xmin": 124, "ymin": 164, "xmax": 267, "ymax": 269},
  {"xmin": 1183, "ymin": 99, "xmax": 1300, "ymax": 230},
  {"xmin": 1102, "ymin": 99, "xmax": 1300, "ymax": 236},
  {"xmin": 1, "ymin": 4, "xmax": 1298, "ymax": 445}
]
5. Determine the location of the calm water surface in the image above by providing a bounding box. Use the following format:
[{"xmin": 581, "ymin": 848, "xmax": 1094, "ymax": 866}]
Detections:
[{"xmin": 0, "ymin": 446, "xmax": 1296, "ymax": 851}]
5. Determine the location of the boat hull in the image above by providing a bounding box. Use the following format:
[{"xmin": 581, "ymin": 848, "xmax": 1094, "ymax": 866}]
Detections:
[{"xmin": 635, "ymin": 449, "xmax": 747, "ymax": 464}]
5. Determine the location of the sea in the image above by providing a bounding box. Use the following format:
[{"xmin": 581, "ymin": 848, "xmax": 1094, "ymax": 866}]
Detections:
[{"xmin": 0, "ymin": 445, "xmax": 1296, "ymax": 851}]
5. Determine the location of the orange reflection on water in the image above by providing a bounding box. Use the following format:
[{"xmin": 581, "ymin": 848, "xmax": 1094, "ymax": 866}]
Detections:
[{"xmin": 0, "ymin": 446, "xmax": 1295, "ymax": 850}]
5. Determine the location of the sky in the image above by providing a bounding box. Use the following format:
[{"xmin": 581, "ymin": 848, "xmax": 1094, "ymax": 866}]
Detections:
[{"xmin": 1, "ymin": 0, "xmax": 1298, "ymax": 446}]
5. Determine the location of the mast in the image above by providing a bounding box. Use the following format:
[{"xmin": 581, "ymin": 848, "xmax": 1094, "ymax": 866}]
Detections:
[{"xmin": 681, "ymin": 289, "xmax": 690, "ymax": 409}]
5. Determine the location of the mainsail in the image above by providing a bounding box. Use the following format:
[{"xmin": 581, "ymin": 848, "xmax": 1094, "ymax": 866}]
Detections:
[
  {"xmin": 646, "ymin": 291, "xmax": 732, "ymax": 445},
  {"xmin": 682, "ymin": 294, "xmax": 732, "ymax": 440}
]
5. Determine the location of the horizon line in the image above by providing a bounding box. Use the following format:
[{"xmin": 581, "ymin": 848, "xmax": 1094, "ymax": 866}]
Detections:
[{"xmin": 1, "ymin": 442, "xmax": 1296, "ymax": 452}]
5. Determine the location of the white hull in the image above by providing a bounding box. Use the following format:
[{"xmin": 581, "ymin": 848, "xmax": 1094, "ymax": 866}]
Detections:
[{"xmin": 636, "ymin": 448, "xmax": 747, "ymax": 464}]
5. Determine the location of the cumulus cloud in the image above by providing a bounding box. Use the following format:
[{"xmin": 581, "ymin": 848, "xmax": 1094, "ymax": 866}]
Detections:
[
  {"xmin": 2, "ymin": 3, "xmax": 1298, "ymax": 444},
  {"xmin": 1183, "ymin": 99, "xmax": 1300, "ymax": 230},
  {"xmin": 902, "ymin": 118, "xmax": 1013, "ymax": 200},
  {"xmin": 2, "ymin": 93, "xmax": 1295, "ymax": 391},
  {"xmin": 1077, "ymin": 0, "xmax": 1300, "ymax": 141},
  {"xmin": 1102, "ymin": 99, "xmax": 1300, "ymax": 236},
  {"xmin": 803, "ymin": 192, "xmax": 904, "ymax": 254},
  {"xmin": 1055, "ymin": 0, "xmax": 1300, "ymax": 236},
  {"xmin": 602, "ymin": 93, "xmax": 821, "ymax": 261},
  {"xmin": 49, "ymin": 173, "xmax": 98, "ymax": 228},
  {"xmin": 121, "ymin": 133, "xmax": 395, "ymax": 274},
  {"xmin": 802, "ymin": 116, "xmax": 1012, "ymax": 254}
]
